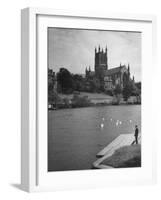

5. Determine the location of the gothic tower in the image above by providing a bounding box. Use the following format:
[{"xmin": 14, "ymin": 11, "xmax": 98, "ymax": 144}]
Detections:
[{"xmin": 94, "ymin": 45, "xmax": 108, "ymax": 80}]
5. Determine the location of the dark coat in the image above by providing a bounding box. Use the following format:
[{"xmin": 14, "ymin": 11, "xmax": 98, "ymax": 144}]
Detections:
[{"xmin": 135, "ymin": 128, "xmax": 139, "ymax": 137}]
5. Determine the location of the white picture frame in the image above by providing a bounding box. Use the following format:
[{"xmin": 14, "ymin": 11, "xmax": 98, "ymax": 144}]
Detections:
[{"xmin": 21, "ymin": 7, "xmax": 157, "ymax": 192}]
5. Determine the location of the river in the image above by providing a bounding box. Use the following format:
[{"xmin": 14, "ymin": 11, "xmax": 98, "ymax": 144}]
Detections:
[{"xmin": 48, "ymin": 105, "xmax": 141, "ymax": 171}]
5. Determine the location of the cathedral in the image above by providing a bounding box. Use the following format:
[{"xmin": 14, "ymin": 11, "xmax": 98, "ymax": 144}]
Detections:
[{"xmin": 85, "ymin": 45, "xmax": 135, "ymax": 91}]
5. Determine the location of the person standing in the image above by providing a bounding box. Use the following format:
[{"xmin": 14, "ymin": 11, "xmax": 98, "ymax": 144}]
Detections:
[{"xmin": 134, "ymin": 125, "xmax": 139, "ymax": 144}]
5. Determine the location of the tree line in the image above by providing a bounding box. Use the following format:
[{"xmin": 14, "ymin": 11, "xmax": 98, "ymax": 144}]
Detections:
[{"xmin": 48, "ymin": 67, "xmax": 141, "ymax": 107}]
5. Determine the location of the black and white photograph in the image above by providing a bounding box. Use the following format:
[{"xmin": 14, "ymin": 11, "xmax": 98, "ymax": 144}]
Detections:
[{"xmin": 48, "ymin": 27, "xmax": 141, "ymax": 172}]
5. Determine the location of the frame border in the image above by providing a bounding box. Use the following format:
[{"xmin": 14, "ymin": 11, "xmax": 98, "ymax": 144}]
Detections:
[{"xmin": 21, "ymin": 7, "xmax": 157, "ymax": 192}]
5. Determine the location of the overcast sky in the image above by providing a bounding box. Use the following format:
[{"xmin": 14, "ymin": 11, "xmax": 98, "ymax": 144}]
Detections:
[{"xmin": 48, "ymin": 28, "xmax": 141, "ymax": 82}]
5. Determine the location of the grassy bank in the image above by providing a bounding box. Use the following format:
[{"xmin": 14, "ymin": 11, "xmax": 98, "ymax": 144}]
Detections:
[
  {"xmin": 102, "ymin": 144, "xmax": 141, "ymax": 168},
  {"xmin": 49, "ymin": 92, "xmax": 141, "ymax": 110},
  {"xmin": 59, "ymin": 92, "xmax": 113, "ymax": 103}
]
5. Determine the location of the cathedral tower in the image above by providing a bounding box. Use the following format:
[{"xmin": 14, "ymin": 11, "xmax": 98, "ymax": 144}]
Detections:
[{"xmin": 94, "ymin": 45, "xmax": 108, "ymax": 80}]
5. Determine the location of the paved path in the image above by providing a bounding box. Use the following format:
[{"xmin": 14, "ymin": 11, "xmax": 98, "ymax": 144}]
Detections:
[{"xmin": 93, "ymin": 133, "xmax": 141, "ymax": 169}]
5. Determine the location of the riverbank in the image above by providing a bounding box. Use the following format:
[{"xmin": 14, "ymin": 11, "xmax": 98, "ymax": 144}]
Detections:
[
  {"xmin": 102, "ymin": 145, "xmax": 141, "ymax": 168},
  {"xmin": 59, "ymin": 92, "xmax": 113, "ymax": 104},
  {"xmin": 49, "ymin": 102, "xmax": 141, "ymax": 111},
  {"xmin": 93, "ymin": 133, "xmax": 141, "ymax": 169},
  {"xmin": 49, "ymin": 92, "xmax": 141, "ymax": 110}
]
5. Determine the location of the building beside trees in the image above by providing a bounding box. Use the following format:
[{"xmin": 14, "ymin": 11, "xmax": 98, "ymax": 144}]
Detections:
[
  {"xmin": 85, "ymin": 46, "xmax": 136, "ymax": 94},
  {"xmin": 48, "ymin": 45, "xmax": 141, "ymax": 108}
]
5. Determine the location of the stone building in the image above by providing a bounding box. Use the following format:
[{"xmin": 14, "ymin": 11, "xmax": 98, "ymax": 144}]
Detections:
[
  {"xmin": 85, "ymin": 46, "xmax": 134, "ymax": 91},
  {"xmin": 104, "ymin": 63, "xmax": 131, "ymax": 91}
]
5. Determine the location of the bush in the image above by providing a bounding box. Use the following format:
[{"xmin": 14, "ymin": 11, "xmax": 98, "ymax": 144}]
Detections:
[
  {"xmin": 122, "ymin": 81, "xmax": 134, "ymax": 101},
  {"xmin": 105, "ymin": 90, "xmax": 113, "ymax": 96},
  {"xmin": 112, "ymin": 94, "xmax": 122, "ymax": 105},
  {"xmin": 63, "ymin": 98, "xmax": 71, "ymax": 108},
  {"xmin": 71, "ymin": 94, "xmax": 91, "ymax": 108}
]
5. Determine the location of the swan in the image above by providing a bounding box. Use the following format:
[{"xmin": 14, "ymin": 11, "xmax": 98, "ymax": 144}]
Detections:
[{"xmin": 100, "ymin": 123, "xmax": 104, "ymax": 128}]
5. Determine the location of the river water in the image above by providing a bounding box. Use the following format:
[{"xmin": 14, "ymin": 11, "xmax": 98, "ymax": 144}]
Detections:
[{"xmin": 48, "ymin": 105, "xmax": 141, "ymax": 171}]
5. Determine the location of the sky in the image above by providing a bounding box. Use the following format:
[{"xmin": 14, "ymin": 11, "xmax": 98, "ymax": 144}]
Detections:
[{"xmin": 48, "ymin": 28, "xmax": 141, "ymax": 82}]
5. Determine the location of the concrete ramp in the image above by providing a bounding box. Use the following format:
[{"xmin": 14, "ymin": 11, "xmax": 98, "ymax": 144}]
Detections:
[{"xmin": 93, "ymin": 133, "xmax": 141, "ymax": 169}]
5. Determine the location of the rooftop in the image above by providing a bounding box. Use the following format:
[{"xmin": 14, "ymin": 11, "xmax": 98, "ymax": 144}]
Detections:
[{"xmin": 105, "ymin": 66, "xmax": 126, "ymax": 76}]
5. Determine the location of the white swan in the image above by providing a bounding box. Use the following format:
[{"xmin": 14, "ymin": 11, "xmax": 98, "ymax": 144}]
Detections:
[
  {"xmin": 100, "ymin": 123, "xmax": 104, "ymax": 128},
  {"xmin": 116, "ymin": 121, "xmax": 119, "ymax": 126}
]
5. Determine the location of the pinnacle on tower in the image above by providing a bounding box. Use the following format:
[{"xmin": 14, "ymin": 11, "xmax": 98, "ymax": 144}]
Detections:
[
  {"xmin": 89, "ymin": 66, "xmax": 91, "ymax": 72},
  {"xmin": 98, "ymin": 45, "xmax": 100, "ymax": 52},
  {"xmin": 128, "ymin": 63, "xmax": 130, "ymax": 71},
  {"xmin": 133, "ymin": 76, "xmax": 135, "ymax": 82},
  {"xmin": 128, "ymin": 63, "xmax": 130, "ymax": 75},
  {"xmin": 105, "ymin": 45, "xmax": 107, "ymax": 52}
]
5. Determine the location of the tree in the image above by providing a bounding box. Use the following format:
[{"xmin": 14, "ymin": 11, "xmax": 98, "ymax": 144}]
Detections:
[
  {"xmin": 113, "ymin": 84, "xmax": 122, "ymax": 96},
  {"xmin": 135, "ymin": 82, "xmax": 141, "ymax": 90},
  {"xmin": 112, "ymin": 84, "xmax": 122, "ymax": 105},
  {"xmin": 71, "ymin": 94, "xmax": 91, "ymax": 108},
  {"xmin": 72, "ymin": 74, "xmax": 84, "ymax": 91},
  {"xmin": 84, "ymin": 78, "xmax": 101, "ymax": 93},
  {"xmin": 57, "ymin": 68, "xmax": 73, "ymax": 93},
  {"xmin": 122, "ymin": 81, "xmax": 134, "ymax": 101}
]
